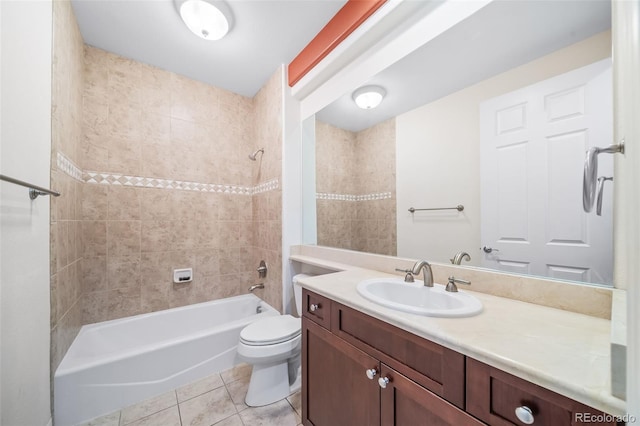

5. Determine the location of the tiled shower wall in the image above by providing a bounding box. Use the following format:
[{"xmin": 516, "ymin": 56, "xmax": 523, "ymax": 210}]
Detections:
[
  {"xmin": 80, "ymin": 46, "xmax": 265, "ymax": 323},
  {"xmin": 315, "ymin": 119, "xmax": 397, "ymax": 255},
  {"xmin": 50, "ymin": 0, "xmax": 85, "ymax": 374},
  {"xmin": 49, "ymin": 0, "xmax": 284, "ymax": 377},
  {"xmin": 316, "ymin": 121, "xmax": 357, "ymax": 249},
  {"xmin": 251, "ymin": 69, "xmax": 283, "ymax": 312}
]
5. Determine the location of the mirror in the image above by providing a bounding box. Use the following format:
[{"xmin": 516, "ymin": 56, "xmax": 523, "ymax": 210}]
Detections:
[{"xmin": 312, "ymin": 0, "xmax": 614, "ymax": 286}]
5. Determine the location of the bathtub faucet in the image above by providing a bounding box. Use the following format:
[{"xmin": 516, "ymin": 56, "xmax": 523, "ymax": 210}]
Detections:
[{"xmin": 249, "ymin": 283, "xmax": 265, "ymax": 292}]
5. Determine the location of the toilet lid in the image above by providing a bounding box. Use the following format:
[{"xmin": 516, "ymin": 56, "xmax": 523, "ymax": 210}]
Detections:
[{"xmin": 240, "ymin": 315, "xmax": 301, "ymax": 346}]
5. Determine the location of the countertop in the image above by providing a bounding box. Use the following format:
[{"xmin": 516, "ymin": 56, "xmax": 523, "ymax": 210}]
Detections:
[{"xmin": 291, "ymin": 255, "xmax": 626, "ymax": 416}]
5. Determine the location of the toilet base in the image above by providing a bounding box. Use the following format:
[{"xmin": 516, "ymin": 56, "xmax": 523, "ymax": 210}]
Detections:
[{"xmin": 245, "ymin": 360, "xmax": 295, "ymax": 407}]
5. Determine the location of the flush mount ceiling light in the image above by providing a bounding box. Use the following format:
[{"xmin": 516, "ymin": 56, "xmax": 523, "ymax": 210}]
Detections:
[
  {"xmin": 352, "ymin": 85, "xmax": 386, "ymax": 109},
  {"xmin": 175, "ymin": 0, "xmax": 233, "ymax": 41}
]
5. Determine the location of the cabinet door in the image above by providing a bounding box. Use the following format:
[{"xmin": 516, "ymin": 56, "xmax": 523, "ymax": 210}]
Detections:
[
  {"xmin": 302, "ymin": 318, "xmax": 380, "ymax": 426},
  {"xmin": 379, "ymin": 364, "xmax": 485, "ymax": 426},
  {"xmin": 331, "ymin": 301, "xmax": 465, "ymax": 408},
  {"xmin": 466, "ymin": 358, "xmax": 616, "ymax": 426}
]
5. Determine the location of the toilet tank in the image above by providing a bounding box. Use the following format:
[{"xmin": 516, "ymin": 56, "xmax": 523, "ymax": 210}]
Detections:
[{"xmin": 292, "ymin": 274, "xmax": 314, "ymax": 316}]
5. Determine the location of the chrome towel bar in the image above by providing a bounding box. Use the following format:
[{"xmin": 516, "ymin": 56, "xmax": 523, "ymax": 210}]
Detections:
[
  {"xmin": 409, "ymin": 205, "xmax": 464, "ymax": 213},
  {"xmin": 0, "ymin": 174, "xmax": 61, "ymax": 200}
]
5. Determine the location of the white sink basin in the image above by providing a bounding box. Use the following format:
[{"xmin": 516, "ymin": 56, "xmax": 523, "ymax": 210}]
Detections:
[{"xmin": 356, "ymin": 278, "xmax": 483, "ymax": 317}]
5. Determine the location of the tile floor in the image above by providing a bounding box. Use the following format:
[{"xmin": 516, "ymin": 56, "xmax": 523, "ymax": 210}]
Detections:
[{"xmin": 79, "ymin": 364, "xmax": 302, "ymax": 426}]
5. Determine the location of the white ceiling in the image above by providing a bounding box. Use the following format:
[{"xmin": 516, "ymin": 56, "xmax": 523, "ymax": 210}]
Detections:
[
  {"xmin": 71, "ymin": 0, "xmax": 348, "ymax": 98},
  {"xmin": 316, "ymin": 0, "xmax": 612, "ymax": 132}
]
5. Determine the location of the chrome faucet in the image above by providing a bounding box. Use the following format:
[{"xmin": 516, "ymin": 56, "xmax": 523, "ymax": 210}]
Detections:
[
  {"xmin": 450, "ymin": 251, "xmax": 471, "ymax": 265},
  {"xmin": 411, "ymin": 260, "xmax": 433, "ymax": 287},
  {"xmin": 445, "ymin": 276, "xmax": 471, "ymax": 292},
  {"xmin": 248, "ymin": 283, "xmax": 264, "ymax": 292},
  {"xmin": 394, "ymin": 268, "xmax": 415, "ymax": 283}
]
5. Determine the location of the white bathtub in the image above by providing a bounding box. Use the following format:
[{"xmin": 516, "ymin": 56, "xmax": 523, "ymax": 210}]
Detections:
[{"xmin": 54, "ymin": 294, "xmax": 278, "ymax": 426}]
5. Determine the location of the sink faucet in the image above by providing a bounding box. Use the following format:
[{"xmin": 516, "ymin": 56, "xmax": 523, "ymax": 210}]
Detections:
[
  {"xmin": 445, "ymin": 276, "xmax": 471, "ymax": 292},
  {"xmin": 411, "ymin": 260, "xmax": 433, "ymax": 287},
  {"xmin": 450, "ymin": 251, "xmax": 471, "ymax": 265}
]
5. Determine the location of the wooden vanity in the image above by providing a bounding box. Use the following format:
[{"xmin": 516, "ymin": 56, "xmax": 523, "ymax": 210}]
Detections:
[{"xmin": 301, "ymin": 289, "xmax": 620, "ymax": 426}]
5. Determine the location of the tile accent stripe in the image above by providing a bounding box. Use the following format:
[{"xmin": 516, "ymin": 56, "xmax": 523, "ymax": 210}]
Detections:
[
  {"xmin": 83, "ymin": 172, "xmax": 256, "ymax": 194},
  {"xmin": 55, "ymin": 151, "xmax": 279, "ymax": 195},
  {"xmin": 56, "ymin": 152, "xmax": 83, "ymax": 182},
  {"xmin": 316, "ymin": 192, "xmax": 392, "ymax": 201},
  {"xmin": 253, "ymin": 179, "xmax": 279, "ymax": 194}
]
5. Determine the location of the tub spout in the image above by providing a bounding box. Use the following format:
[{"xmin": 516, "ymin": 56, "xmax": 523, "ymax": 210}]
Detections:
[{"xmin": 249, "ymin": 283, "xmax": 265, "ymax": 292}]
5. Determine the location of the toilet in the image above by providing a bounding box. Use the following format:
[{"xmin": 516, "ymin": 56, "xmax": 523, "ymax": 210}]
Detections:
[{"xmin": 237, "ymin": 274, "xmax": 309, "ymax": 406}]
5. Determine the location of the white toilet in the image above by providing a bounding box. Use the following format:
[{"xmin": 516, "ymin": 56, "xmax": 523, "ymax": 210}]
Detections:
[{"xmin": 237, "ymin": 274, "xmax": 308, "ymax": 407}]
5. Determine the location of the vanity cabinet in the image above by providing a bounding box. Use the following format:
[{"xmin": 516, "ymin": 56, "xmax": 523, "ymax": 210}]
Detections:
[
  {"xmin": 302, "ymin": 289, "xmax": 480, "ymax": 426},
  {"xmin": 301, "ymin": 289, "xmax": 618, "ymax": 426},
  {"xmin": 302, "ymin": 319, "xmax": 481, "ymax": 426}
]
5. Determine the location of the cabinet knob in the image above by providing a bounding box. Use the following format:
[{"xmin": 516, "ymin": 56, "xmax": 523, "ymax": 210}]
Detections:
[
  {"xmin": 365, "ymin": 368, "xmax": 378, "ymax": 380},
  {"xmin": 515, "ymin": 406, "xmax": 534, "ymax": 424},
  {"xmin": 378, "ymin": 377, "xmax": 390, "ymax": 389},
  {"xmin": 310, "ymin": 303, "xmax": 320, "ymax": 312}
]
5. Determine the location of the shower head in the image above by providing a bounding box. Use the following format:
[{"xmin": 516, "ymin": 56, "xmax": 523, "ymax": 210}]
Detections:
[{"xmin": 248, "ymin": 148, "xmax": 264, "ymax": 161}]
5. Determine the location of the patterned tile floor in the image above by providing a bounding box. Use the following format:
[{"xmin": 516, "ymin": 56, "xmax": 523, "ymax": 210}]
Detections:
[{"xmin": 79, "ymin": 364, "xmax": 302, "ymax": 426}]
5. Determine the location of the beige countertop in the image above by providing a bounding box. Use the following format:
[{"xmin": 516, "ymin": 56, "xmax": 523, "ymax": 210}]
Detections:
[{"xmin": 291, "ymin": 255, "xmax": 626, "ymax": 417}]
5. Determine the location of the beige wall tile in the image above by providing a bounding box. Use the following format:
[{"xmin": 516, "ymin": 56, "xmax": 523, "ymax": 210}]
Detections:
[
  {"xmin": 195, "ymin": 249, "xmax": 220, "ymax": 277},
  {"xmin": 140, "ymin": 188, "xmax": 174, "ymax": 220},
  {"xmin": 82, "ymin": 221, "xmax": 107, "ymax": 257},
  {"xmin": 141, "ymin": 220, "xmax": 174, "ymax": 253},
  {"xmin": 107, "ymin": 221, "xmax": 141, "ymax": 256},
  {"xmin": 82, "ymin": 256, "xmax": 107, "ymax": 293},
  {"xmin": 82, "ymin": 135, "xmax": 109, "ymax": 171},
  {"xmin": 74, "ymin": 48, "xmax": 284, "ymax": 326},
  {"xmin": 107, "ymin": 186, "xmax": 141, "ymax": 220},
  {"xmin": 106, "ymin": 136, "xmax": 141, "ymax": 175},
  {"xmin": 82, "ymin": 184, "xmax": 108, "ymax": 220},
  {"xmin": 107, "ymin": 255, "xmax": 141, "ymax": 290},
  {"xmin": 82, "ymin": 290, "xmax": 109, "ymax": 324},
  {"xmin": 51, "ymin": 0, "xmax": 89, "ymax": 376},
  {"xmin": 107, "ymin": 287, "xmax": 142, "ymax": 320}
]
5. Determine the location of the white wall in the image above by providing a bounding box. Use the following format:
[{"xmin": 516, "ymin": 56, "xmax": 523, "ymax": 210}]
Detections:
[
  {"xmin": 612, "ymin": 0, "xmax": 640, "ymax": 418},
  {"xmin": 396, "ymin": 31, "xmax": 611, "ymax": 265},
  {"xmin": 0, "ymin": 0, "xmax": 53, "ymax": 425}
]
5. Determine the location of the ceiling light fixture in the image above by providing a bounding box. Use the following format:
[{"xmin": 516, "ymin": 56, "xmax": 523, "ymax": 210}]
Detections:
[
  {"xmin": 176, "ymin": 0, "xmax": 232, "ymax": 41},
  {"xmin": 352, "ymin": 85, "xmax": 386, "ymax": 109}
]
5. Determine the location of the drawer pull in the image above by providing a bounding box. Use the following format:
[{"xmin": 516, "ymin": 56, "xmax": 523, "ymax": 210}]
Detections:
[
  {"xmin": 515, "ymin": 406, "xmax": 534, "ymax": 424},
  {"xmin": 378, "ymin": 377, "xmax": 390, "ymax": 389},
  {"xmin": 310, "ymin": 303, "xmax": 320, "ymax": 312},
  {"xmin": 365, "ymin": 368, "xmax": 378, "ymax": 380}
]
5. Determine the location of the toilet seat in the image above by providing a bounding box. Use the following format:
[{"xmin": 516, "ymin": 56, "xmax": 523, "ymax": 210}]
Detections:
[{"xmin": 240, "ymin": 315, "xmax": 301, "ymax": 346}]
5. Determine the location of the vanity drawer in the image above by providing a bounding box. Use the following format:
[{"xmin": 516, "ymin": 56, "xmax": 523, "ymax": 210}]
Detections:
[
  {"xmin": 330, "ymin": 301, "xmax": 465, "ymax": 409},
  {"xmin": 466, "ymin": 358, "xmax": 617, "ymax": 426},
  {"xmin": 302, "ymin": 289, "xmax": 331, "ymax": 329}
]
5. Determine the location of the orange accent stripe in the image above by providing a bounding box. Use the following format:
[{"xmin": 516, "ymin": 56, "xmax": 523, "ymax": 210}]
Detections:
[{"xmin": 287, "ymin": 0, "xmax": 387, "ymax": 87}]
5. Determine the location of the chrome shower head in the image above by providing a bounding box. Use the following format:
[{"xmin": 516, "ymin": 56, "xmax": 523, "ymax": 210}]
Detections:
[{"xmin": 248, "ymin": 148, "xmax": 264, "ymax": 161}]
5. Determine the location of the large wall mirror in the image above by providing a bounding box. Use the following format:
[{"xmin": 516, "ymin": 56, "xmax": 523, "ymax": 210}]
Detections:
[{"xmin": 309, "ymin": 0, "xmax": 614, "ymax": 287}]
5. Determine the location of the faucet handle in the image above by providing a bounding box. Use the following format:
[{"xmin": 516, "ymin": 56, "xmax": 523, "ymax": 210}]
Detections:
[
  {"xmin": 445, "ymin": 276, "xmax": 471, "ymax": 292},
  {"xmin": 395, "ymin": 268, "xmax": 415, "ymax": 283}
]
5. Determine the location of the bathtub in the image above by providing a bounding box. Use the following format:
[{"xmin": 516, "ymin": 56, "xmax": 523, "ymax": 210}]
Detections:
[{"xmin": 54, "ymin": 294, "xmax": 278, "ymax": 426}]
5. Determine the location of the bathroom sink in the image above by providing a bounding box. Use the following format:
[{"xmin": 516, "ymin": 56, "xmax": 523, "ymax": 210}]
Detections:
[{"xmin": 356, "ymin": 278, "xmax": 482, "ymax": 317}]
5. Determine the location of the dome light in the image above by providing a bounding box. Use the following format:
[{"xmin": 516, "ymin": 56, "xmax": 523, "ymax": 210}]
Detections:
[
  {"xmin": 177, "ymin": 0, "xmax": 231, "ymax": 41},
  {"xmin": 352, "ymin": 85, "xmax": 386, "ymax": 109}
]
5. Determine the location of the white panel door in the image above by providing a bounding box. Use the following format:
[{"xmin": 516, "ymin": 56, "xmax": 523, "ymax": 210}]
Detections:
[{"xmin": 480, "ymin": 59, "xmax": 613, "ymax": 285}]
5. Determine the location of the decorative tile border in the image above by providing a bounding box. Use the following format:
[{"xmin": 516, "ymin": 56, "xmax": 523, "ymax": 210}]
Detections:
[
  {"xmin": 253, "ymin": 179, "xmax": 279, "ymax": 194},
  {"xmin": 316, "ymin": 192, "xmax": 392, "ymax": 201},
  {"xmin": 83, "ymin": 172, "xmax": 256, "ymax": 194},
  {"xmin": 56, "ymin": 152, "xmax": 83, "ymax": 182},
  {"xmin": 55, "ymin": 151, "xmax": 279, "ymax": 195}
]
